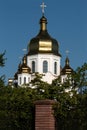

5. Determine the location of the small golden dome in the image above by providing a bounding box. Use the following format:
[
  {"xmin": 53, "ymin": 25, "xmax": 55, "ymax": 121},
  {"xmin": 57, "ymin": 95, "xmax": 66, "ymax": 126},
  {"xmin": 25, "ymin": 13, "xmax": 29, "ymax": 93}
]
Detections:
[
  {"xmin": 14, "ymin": 55, "xmax": 31, "ymax": 76},
  {"xmin": 61, "ymin": 57, "xmax": 73, "ymax": 75},
  {"xmin": 20, "ymin": 55, "xmax": 31, "ymax": 73}
]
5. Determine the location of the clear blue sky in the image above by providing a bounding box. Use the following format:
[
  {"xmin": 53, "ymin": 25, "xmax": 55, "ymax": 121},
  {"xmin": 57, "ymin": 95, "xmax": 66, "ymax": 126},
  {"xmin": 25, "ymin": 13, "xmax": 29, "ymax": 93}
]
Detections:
[{"xmin": 0, "ymin": 0, "xmax": 87, "ymax": 83}]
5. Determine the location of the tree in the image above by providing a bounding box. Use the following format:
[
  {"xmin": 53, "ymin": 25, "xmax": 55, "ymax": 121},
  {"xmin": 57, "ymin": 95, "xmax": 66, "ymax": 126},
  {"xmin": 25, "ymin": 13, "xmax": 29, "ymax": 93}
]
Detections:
[
  {"xmin": 0, "ymin": 60, "xmax": 87, "ymax": 129},
  {"xmin": 52, "ymin": 63, "xmax": 87, "ymax": 130},
  {"xmin": 0, "ymin": 51, "xmax": 6, "ymax": 67},
  {"xmin": 72, "ymin": 63, "xmax": 87, "ymax": 93},
  {"xmin": 0, "ymin": 87, "xmax": 35, "ymax": 130},
  {"xmin": 0, "ymin": 51, "xmax": 6, "ymax": 87}
]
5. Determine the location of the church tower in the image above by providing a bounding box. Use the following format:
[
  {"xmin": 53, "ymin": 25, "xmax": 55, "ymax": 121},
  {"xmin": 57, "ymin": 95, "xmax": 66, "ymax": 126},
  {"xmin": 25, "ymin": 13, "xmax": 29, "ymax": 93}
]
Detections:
[
  {"xmin": 26, "ymin": 2, "xmax": 61, "ymax": 83},
  {"xmin": 61, "ymin": 56, "xmax": 73, "ymax": 83},
  {"xmin": 11, "ymin": 2, "xmax": 61, "ymax": 86},
  {"xmin": 14, "ymin": 55, "xmax": 31, "ymax": 86}
]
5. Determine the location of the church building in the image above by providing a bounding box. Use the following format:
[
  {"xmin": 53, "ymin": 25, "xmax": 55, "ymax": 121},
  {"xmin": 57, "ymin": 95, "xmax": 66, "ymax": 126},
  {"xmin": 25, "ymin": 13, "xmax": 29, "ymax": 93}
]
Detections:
[{"xmin": 8, "ymin": 2, "xmax": 73, "ymax": 87}]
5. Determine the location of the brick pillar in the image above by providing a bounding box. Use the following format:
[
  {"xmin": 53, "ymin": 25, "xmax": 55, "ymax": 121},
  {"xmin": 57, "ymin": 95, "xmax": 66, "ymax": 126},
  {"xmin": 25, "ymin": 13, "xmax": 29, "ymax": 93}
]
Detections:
[{"xmin": 35, "ymin": 99, "xmax": 56, "ymax": 130}]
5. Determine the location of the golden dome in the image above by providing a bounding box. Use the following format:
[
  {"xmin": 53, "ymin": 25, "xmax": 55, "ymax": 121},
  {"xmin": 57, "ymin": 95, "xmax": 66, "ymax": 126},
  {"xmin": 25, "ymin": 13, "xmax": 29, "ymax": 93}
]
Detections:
[
  {"xmin": 61, "ymin": 57, "xmax": 73, "ymax": 75},
  {"xmin": 27, "ymin": 16, "xmax": 61, "ymax": 56},
  {"xmin": 14, "ymin": 55, "xmax": 31, "ymax": 77},
  {"xmin": 20, "ymin": 55, "xmax": 31, "ymax": 73}
]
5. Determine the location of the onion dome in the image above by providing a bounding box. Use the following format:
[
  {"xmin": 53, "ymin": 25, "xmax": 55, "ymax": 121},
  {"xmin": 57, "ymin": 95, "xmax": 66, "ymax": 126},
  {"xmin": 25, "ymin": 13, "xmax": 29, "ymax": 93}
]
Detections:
[
  {"xmin": 14, "ymin": 55, "xmax": 31, "ymax": 78},
  {"xmin": 19, "ymin": 55, "xmax": 31, "ymax": 73},
  {"xmin": 61, "ymin": 57, "xmax": 73, "ymax": 75},
  {"xmin": 27, "ymin": 16, "xmax": 61, "ymax": 56}
]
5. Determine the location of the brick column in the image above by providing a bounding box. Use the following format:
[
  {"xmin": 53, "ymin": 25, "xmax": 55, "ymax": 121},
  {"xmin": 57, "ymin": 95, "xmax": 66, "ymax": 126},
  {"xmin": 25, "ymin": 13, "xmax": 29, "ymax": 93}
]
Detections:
[{"xmin": 35, "ymin": 99, "xmax": 56, "ymax": 130}]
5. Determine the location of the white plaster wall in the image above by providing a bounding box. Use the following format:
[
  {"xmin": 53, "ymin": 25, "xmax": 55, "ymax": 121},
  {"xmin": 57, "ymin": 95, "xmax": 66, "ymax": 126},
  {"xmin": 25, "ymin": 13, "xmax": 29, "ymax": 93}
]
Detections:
[
  {"xmin": 42, "ymin": 72, "xmax": 57, "ymax": 84},
  {"xmin": 61, "ymin": 75, "xmax": 67, "ymax": 83},
  {"xmin": 27, "ymin": 54, "xmax": 61, "ymax": 76},
  {"xmin": 18, "ymin": 73, "xmax": 31, "ymax": 86}
]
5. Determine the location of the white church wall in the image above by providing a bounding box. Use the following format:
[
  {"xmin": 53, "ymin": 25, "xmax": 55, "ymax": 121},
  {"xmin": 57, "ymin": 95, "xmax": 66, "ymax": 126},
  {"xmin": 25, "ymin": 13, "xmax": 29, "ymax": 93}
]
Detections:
[
  {"xmin": 42, "ymin": 72, "xmax": 57, "ymax": 84},
  {"xmin": 27, "ymin": 55, "xmax": 38, "ymax": 73},
  {"xmin": 27, "ymin": 54, "xmax": 61, "ymax": 76},
  {"xmin": 18, "ymin": 73, "xmax": 31, "ymax": 86}
]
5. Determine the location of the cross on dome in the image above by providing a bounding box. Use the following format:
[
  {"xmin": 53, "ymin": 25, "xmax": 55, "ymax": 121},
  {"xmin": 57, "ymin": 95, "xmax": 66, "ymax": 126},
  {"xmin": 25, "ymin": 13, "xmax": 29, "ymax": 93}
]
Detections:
[
  {"xmin": 22, "ymin": 48, "xmax": 27, "ymax": 55},
  {"xmin": 40, "ymin": 2, "xmax": 47, "ymax": 15},
  {"xmin": 66, "ymin": 50, "xmax": 69, "ymax": 56}
]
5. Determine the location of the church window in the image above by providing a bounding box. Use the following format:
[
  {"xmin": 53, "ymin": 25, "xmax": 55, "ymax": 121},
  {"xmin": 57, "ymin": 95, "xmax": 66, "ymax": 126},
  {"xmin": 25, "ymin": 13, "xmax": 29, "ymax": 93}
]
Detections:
[
  {"xmin": 20, "ymin": 77, "xmax": 21, "ymax": 85},
  {"xmin": 24, "ymin": 77, "xmax": 26, "ymax": 84},
  {"xmin": 54, "ymin": 62, "xmax": 57, "ymax": 74},
  {"xmin": 32, "ymin": 61, "xmax": 35, "ymax": 73},
  {"xmin": 28, "ymin": 77, "xmax": 30, "ymax": 82},
  {"xmin": 43, "ymin": 60, "xmax": 48, "ymax": 73}
]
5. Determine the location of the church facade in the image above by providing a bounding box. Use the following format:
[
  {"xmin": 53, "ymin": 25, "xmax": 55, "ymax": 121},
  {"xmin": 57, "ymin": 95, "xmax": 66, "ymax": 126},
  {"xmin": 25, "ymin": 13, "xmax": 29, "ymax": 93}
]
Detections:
[{"xmin": 8, "ymin": 3, "xmax": 73, "ymax": 87}]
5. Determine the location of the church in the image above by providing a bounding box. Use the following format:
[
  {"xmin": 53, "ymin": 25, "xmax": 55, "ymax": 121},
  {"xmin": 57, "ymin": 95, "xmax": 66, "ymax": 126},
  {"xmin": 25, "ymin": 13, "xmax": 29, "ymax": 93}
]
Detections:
[{"xmin": 8, "ymin": 2, "xmax": 73, "ymax": 87}]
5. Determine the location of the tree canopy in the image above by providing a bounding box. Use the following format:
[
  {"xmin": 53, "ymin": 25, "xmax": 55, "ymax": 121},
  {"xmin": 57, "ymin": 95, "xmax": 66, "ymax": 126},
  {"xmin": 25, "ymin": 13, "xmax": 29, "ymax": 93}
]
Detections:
[
  {"xmin": 0, "ymin": 51, "xmax": 6, "ymax": 87},
  {"xmin": 0, "ymin": 54, "xmax": 87, "ymax": 130},
  {"xmin": 0, "ymin": 51, "xmax": 6, "ymax": 67}
]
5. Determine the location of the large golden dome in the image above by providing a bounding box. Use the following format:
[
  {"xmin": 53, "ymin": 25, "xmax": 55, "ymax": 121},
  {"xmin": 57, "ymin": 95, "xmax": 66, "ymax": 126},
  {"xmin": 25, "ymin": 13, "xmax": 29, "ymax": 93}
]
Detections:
[{"xmin": 27, "ymin": 16, "xmax": 61, "ymax": 56}]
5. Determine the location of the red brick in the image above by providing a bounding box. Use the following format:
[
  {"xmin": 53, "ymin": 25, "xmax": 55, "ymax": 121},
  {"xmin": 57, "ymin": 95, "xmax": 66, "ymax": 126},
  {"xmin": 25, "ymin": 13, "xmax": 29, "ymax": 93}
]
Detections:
[{"xmin": 35, "ymin": 100, "xmax": 56, "ymax": 130}]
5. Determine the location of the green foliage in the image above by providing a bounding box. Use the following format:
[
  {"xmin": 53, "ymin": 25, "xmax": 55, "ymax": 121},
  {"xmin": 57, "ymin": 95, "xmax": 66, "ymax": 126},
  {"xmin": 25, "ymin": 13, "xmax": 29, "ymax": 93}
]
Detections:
[
  {"xmin": 54, "ymin": 92, "xmax": 87, "ymax": 130},
  {"xmin": 0, "ymin": 63, "xmax": 87, "ymax": 129},
  {"xmin": 0, "ymin": 75, "xmax": 5, "ymax": 87},
  {"xmin": 0, "ymin": 87, "xmax": 35, "ymax": 130},
  {"xmin": 0, "ymin": 51, "xmax": 6, "ymax": 67},
  {"xmin": 0, "ymin": 51, "xmax": 6, "ymax": 87},
  {"xmin": 73, "ymin": 63, "xmax": 87, "ymax": 89},
  {"xmin": 52, "ymin": 63, "xmax": 87, "ymax": 130}
]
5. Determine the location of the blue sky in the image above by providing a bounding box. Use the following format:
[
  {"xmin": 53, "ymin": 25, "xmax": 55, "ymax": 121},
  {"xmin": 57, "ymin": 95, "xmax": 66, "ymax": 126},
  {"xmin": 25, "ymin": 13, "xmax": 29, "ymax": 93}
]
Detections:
[{"xmin": 0, "ymin": 0, "xmax": 87, "ymax": 83}]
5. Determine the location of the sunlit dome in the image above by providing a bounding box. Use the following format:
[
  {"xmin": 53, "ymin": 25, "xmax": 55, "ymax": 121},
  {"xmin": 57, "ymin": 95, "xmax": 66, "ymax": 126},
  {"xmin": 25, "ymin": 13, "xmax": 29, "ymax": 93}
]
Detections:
[{"xmin": 27, "ymin": 16, "xmax": 61, "ymax": 56}]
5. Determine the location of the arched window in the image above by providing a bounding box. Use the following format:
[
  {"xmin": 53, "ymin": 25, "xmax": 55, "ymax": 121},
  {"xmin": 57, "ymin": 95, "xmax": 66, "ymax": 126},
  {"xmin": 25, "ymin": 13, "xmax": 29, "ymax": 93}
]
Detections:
[
  {"xmin": 28, "ymin": 77, "xmax": 30, "ymax": 82},
  {"xmin": 19, "ymin": 77, "xmax": 21, "ymax": 84},
  {"xmin": 32, "ymin": 61, "xmax": 35, "ymax": 73},
  {"xmin": 54, "ymin": 62, "xmax": 57, "ymax": 74},
  {"xmin": 24, "ymin": 77, "xmax": 26, "ymax": 84},
  {"xmin": 43, "ymin": 60, "xmax": 48, "ymax": 73}
]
